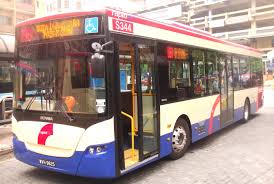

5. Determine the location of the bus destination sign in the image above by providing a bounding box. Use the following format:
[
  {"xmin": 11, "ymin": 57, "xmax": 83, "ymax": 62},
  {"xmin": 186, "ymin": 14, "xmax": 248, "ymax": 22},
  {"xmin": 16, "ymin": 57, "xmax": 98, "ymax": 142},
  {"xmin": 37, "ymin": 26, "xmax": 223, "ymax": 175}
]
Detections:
[
  {"xmin": 112, "ymin": 18, "xmax": 133, "ymax": 33},
  {"xmin": 18, "ymin": 17, "xmax": 101, "ymax": 43},
  {"xmin": 36, "ymin": 18, "xmax": 81, "ymax": 39}
]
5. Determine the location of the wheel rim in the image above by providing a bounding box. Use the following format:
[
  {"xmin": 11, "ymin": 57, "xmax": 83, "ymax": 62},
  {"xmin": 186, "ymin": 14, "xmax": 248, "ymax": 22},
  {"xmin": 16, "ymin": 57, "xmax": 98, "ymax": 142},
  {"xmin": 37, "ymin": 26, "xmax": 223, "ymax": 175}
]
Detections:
[
  {"xmin": 244, "ymin": 103, "xmax": 249, "ymax": 120},
  {"xmin": 172, "ymin": 126, "xmax": 187, "ymax": 153}
]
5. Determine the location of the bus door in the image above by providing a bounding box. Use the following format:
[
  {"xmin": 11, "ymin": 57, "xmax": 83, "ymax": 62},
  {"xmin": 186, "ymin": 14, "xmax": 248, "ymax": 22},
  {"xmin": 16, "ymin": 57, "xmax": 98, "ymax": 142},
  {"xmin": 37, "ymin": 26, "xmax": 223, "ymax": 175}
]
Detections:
[
  {"xmin": 219, "ymin": 56, "xmax": 234, "ymax": 127},
  {"xmin": 116, "ymin": 41, "xmax": 159, "ymax": 170}
]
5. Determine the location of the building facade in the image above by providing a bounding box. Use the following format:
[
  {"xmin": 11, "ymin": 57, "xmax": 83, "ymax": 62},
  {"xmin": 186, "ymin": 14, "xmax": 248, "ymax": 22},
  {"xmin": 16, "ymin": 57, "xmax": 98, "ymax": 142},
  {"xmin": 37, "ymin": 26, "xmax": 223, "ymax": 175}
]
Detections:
[
  {"xmin": 35, "ymin": 0, "xmax": 143, "ymax": 17},
  {"xmin": 0, "ymin": 0, "xmax": 35, "ymax": 35}
]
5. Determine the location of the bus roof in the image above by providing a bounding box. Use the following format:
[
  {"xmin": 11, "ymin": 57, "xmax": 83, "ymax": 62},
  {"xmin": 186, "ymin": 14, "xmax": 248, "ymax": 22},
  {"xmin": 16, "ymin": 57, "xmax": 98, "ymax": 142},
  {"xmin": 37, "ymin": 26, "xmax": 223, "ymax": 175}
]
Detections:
[{"xmin": 16, "ymin": 8, "xmax": 262, "ymax": 58}]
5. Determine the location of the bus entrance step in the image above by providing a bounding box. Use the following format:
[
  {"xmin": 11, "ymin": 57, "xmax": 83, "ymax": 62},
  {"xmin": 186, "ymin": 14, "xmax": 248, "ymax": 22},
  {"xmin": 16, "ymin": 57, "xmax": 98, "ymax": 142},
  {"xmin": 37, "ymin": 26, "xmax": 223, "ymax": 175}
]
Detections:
[{"xmin": 124, "ymin": 148, "xmax": 139, "ymax": 168}]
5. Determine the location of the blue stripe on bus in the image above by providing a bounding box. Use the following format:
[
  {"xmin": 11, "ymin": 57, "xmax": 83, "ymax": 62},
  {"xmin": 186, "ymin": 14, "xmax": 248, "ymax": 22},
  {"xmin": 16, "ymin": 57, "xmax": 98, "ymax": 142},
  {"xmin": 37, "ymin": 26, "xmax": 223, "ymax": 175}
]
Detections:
[
  {"xmin": 13, "ymin": 137, "xmax": 82, "ymax": 175},
  {"xmin": 234, "ymin": 106, "xmax": 244, "ymax": 122},
  {"xmin": 191, "ymin": 115, "xmax": 220, "ymax": 143},
  {"xmin": 159, "ymin": 132, "xmax": 173, "ymax": 158},
  {"xmin": 191, "ymin": 103, "xmax": 258, "ymax": 143},
  {"xmin": 13, "ymin": 136, "xmax": 116, "ymax": 178},
  {"xmin": 76, "ymin": 142, "xmax": 116, "ymax": 178}
]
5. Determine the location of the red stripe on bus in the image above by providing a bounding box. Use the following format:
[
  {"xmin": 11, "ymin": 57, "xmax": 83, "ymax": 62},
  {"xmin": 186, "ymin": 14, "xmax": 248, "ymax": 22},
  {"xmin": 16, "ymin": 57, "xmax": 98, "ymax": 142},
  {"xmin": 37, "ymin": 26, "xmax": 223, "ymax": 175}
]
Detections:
[
  {"xmin": 106, "ymin": 9, "xmax": 261, "ymax": 54},
  {"xmin": 38, "ymin": 124, "xmax": 53, "ymax": 145},
  {"xmin": 16, "ymin": 8, "xmax": 261, "ymax": 54},
  {"xmin": 208, "ymin": 95, "xmax": 220, "ymax": 135}
]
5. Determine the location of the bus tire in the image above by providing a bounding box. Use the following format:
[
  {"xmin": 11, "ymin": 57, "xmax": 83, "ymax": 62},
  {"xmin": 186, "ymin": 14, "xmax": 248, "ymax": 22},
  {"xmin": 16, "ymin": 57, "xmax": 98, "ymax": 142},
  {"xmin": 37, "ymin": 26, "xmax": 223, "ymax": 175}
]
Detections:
[
  {"xmin": 243, "ymin": 99, "xmax": 250, "ymax": 122},
  {"xmin": 169, "ymin": 118, "xmax": 190, "ymax": 160}
]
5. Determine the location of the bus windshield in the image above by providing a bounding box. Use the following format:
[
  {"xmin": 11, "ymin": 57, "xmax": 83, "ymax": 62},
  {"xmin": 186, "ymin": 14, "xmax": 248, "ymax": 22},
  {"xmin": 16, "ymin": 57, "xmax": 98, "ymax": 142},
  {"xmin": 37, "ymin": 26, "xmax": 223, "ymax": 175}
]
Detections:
[{"xmin": 14, "ymin": 39, "xmax": 107, "ymax": 115}]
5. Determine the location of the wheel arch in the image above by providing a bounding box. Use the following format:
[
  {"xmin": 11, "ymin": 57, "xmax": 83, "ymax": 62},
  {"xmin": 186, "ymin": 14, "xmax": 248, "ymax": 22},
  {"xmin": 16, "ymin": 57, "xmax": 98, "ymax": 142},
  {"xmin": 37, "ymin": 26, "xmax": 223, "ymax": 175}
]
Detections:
[{"xmin": 176, "ymin": 114, "xmax": 192, "ymax": 143}]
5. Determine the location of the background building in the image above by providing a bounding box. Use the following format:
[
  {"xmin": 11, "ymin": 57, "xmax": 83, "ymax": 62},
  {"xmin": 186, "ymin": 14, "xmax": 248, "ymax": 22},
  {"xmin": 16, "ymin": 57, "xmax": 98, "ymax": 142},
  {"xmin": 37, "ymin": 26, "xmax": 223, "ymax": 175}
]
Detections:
[
  {"xmin": 35, "ymin": 0, "xmax": 144, "ymax": 17},
  {"xmin": 0, "ymin": 0, "xmax": 35, "ymax": 35}
]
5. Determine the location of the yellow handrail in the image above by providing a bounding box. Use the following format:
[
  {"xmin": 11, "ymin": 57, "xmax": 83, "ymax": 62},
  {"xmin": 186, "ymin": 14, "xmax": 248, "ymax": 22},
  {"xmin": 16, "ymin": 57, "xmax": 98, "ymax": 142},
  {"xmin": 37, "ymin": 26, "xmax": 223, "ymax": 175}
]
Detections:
[{"xmin": 121, "ymin": 111, "xmax": 135, "ymax": 160}]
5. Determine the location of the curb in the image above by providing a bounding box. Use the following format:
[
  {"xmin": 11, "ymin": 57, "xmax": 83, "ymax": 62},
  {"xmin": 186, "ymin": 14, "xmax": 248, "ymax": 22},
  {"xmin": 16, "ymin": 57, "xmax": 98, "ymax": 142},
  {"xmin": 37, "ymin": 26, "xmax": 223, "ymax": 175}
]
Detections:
[{"xmin": 0, "ymin": 145, "xmax": 13, "ymax": 157}]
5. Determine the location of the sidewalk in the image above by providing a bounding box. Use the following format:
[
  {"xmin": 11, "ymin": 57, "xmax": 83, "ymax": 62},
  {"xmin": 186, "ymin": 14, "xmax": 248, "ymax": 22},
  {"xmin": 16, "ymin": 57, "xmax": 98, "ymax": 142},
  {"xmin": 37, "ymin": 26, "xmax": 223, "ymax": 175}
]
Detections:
[{"xmin": 0, "ymin": 124, "xmax": 13, "ymax": 160}]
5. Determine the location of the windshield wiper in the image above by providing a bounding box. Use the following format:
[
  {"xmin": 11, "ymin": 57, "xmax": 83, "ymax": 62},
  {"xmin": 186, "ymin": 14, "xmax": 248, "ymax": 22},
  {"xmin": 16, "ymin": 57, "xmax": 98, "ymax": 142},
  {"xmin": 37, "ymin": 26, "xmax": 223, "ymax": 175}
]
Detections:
[
  {"xmin": 54, "ymin": 100, "xmax": 75, "ymax": 123},
  {"xmin": 25, "ymin": 89, "xmax": 41, "ymax": 111},
  {"xmin": 43, "ymin": 88, "xmax": 75, "ymax": 123},
  {"xmin": 24, "ymin": 88, "xmax": 75, "ymax": 123}
]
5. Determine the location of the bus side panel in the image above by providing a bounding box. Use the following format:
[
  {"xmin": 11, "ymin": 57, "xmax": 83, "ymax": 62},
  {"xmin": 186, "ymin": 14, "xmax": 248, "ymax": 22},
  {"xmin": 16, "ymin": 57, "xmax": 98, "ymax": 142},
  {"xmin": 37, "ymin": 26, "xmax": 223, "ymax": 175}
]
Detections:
[{"xmin": 159, "ymin": 95, "xmax": 221, "ymax": 153}]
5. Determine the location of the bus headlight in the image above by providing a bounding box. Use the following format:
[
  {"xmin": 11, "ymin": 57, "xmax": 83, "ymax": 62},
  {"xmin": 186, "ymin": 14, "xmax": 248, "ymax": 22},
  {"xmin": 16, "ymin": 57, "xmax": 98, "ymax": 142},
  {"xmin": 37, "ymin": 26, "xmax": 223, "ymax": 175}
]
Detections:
[
  {"xmin": 96, "ymin": 146, "xmax": 102, "ymax": 153},
  {"xmin": 89, "ymin": 147, "xmax": 95, "ymax": 154},
  {"xmin": 88, "ymin": 146, "xmax": 106, "ymax": 155}
]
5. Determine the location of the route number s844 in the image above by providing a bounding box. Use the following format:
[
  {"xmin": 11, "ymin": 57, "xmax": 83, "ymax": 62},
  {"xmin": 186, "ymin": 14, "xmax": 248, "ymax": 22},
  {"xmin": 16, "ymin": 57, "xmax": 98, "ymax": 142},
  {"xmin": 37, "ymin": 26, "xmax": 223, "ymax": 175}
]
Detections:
[{"xmin": 112, "ymin": 19, "xmax": 133, "ymax": 33}]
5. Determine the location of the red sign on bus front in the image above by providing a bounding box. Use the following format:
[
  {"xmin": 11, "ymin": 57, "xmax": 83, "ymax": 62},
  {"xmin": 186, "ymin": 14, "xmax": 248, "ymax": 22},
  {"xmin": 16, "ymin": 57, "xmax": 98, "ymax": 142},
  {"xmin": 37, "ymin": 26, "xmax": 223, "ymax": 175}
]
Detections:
[{"xmin": 112, "ymin": 19, "xmax": 133, "ymax": 33}]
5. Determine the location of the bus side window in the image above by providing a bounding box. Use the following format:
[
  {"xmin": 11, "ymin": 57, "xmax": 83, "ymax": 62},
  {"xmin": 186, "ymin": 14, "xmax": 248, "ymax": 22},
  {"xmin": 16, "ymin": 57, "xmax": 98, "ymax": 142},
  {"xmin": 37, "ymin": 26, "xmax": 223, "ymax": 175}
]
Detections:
[
  {"xmin": 157, "ymin": 43, "xmax": 191, "ymax": 103},
  {"xmin": 207, "ymin": 52, "xmax": 219, "ymax": 95},
  {"xmin": 233, "ymin": 56, "xmax": 241, "ymax": 90},
  {"xmin": 192, "ymin": 50, "xmax": 206, "ymax": 97}
]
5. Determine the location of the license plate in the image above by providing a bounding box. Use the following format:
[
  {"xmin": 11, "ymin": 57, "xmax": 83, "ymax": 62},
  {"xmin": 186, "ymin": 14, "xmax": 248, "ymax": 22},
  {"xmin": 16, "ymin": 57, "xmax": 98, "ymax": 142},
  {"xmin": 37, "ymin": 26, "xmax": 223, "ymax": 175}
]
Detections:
[{"xmin": 39, "ymin": 159, "xmax": 56, "ymax": 167}]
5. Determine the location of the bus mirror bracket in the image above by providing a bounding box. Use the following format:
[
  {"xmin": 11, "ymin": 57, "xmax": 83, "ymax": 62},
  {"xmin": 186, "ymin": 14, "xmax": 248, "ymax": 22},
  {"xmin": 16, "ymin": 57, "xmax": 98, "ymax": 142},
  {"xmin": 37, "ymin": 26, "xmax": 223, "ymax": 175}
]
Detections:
[{"xmin": 91, "ymin": 41, "xmax": 113, "ymax": 60}]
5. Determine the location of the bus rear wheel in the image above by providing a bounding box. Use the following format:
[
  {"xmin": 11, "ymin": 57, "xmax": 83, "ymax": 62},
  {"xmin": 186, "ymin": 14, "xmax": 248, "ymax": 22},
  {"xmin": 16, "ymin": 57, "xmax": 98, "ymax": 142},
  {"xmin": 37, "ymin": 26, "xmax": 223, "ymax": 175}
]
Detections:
[
  {"xmin": 243, "ymin": 99, "xmax": 250, "ymax": 122},
  {"xmin": 169, "ymin": 119, "xmax": 190, "ymax": 160}
]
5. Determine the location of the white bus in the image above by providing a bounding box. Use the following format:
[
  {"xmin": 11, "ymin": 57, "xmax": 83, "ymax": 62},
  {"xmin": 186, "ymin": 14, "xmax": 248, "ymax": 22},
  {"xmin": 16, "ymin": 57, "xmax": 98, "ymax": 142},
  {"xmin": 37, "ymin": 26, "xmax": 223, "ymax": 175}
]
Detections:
[{"xmin": 12, "ymin": 9, "xmax": 263, "ymax": 178}]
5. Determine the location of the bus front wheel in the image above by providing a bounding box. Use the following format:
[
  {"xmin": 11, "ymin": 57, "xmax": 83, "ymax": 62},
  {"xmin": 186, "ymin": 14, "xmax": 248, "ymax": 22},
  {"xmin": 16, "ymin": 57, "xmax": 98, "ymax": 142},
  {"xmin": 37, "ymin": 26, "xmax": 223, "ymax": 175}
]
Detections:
[{"xmin": 169, "ymin": 119, "xmax": 190, "ymax": 160}]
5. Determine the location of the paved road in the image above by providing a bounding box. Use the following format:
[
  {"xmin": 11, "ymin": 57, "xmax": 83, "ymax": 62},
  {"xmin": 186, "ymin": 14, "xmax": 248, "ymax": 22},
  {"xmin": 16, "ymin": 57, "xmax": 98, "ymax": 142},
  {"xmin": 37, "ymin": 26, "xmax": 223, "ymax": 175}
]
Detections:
[{"xmin": 1, "ymin": 89, "xmax": 274, "ymax": 184}]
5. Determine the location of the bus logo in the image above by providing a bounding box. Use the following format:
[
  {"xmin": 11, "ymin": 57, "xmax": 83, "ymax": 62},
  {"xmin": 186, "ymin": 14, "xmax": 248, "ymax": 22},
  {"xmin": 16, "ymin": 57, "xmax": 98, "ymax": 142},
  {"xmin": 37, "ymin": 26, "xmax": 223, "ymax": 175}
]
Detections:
[
  {"xmin": 85, "ymin": 17, "xmax": 99, "ymax": 34},
  {"xmin": 38, "ymin": 124, "xmax": 53, "ymax": 145},
  {"xmin": 40, "ymin": 116, "xmax": 53, "ymax": 121}
]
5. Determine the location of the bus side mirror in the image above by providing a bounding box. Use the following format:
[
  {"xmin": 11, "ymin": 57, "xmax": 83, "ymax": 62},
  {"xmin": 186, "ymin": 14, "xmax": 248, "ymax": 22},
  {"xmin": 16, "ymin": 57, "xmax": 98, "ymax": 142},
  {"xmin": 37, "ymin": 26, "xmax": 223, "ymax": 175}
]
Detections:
[
  {"xmin": 91, "ymin": 53, "xmax": 105, "ymax": 60},
  {"xmin": 90, "ymin": 54, "xmax": 105, "ymax": 78}
]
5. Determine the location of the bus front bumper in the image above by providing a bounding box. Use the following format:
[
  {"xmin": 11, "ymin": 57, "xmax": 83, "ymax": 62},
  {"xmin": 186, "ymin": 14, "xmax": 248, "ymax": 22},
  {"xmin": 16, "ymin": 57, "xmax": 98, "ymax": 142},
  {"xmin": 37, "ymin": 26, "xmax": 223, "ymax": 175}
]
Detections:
[{"xmin": 13, "ymin": 136, "xmax": 116, "ymax": 178}]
